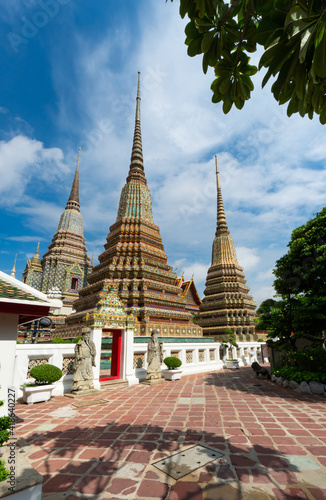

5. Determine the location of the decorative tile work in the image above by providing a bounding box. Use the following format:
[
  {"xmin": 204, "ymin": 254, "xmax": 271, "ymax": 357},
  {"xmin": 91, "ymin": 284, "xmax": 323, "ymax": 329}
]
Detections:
[
  {"xmin": 209, "ymin": 349, "xmax": 216, "ymax": 361},
  {"xmin": 186, "ymin": 351, "xmax": 193, "ymax": 363},
  {"xmin": 133, "ymin": 353, "xmax": 145, "ymax": 369},
  {"xmin": 0, "ymin": 279, "xmax": 46, "ymax": 302},
  {"xmin": 27, "ymin": 358, "xmax": 49, "ymax": 377},
  {"xmin": 199, "ymin": 349, "xmax": 205, "ymax": 362},
  {"xmin": 171, "ymin": 351, "xmax": 179, "ymax": 358},
  {"xmin": 62, "ymin": 356, "xmax": 75, "ymax": 375}
]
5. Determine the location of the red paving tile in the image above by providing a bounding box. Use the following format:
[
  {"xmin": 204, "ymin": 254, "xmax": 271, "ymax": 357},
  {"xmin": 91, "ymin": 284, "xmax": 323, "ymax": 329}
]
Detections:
[
  {"xmin": 169, "ymin": 481, "xmax": 202, "ymax": 500},
  {"xmin": 13, "ymin": 367, "xmax": 326, "ymax": 499},
  {"xmin": 273, "ymin": 488, "xmax": 309, "ymax": 499},
  {"xmin": 42, "ymin": 474, "xmax": 81, "ymax": 492},
  {"xmin": 137, "ymin": 479, "xmax": 170, "ymax": 498}
]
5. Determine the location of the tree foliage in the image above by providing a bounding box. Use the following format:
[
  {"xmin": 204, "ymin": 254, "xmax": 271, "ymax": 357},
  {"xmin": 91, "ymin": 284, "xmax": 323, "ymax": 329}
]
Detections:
[
  {"xmin": 169, "ymin": 0, "xmax": 326, "ymax": 123},
  {"xmin": 256, "ymin": 208, "xmax": 326, "ymax": 348},
  {"xmin": 274, "ymin": 206, "xmax": 326, "ymax": 296}
]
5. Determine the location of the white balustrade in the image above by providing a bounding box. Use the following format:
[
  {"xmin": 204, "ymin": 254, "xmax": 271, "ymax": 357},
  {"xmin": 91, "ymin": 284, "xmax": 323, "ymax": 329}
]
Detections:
[{"xmin": 12, "ymin": 340, "xmax": 267, "ymax": 395}]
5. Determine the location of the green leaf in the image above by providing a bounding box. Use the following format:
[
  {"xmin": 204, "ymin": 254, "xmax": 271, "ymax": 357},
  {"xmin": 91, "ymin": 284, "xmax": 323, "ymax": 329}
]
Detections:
[
  {"xmin": 219, "ymin": 76, "xmax": 232, "ymax": 94},
  {"xmin": 187, "ymin": 36, "xmax": 203, "ymax": 57},
  {"xmin": 285, "ymin": 5, "xmax": 307, "ymax": 26},
  {"xmin": 195, "ymin": 0, "xmax": 206, "ymax": 18},
  {"xmin": 185, "ymin": 20, "xmax": 199, "ymax": 39},
  {"xmin": 222, "ymin": 95, "xmax": 233, "ymax": 113},
  {"xmin": 234, "ymin": 97, "xmax": 245, "ymax": 109},
  {"xmin": 201, "ymin": 30, "xmax": 216, "ymax": 53},
  {"xmin": 180, "ymin": 0, "xmax": 190, "ymax": 19},
  {"xmin": 314, "ymin": 31, "xmax": 326, "ymax": 78},
  {"xmin": 320, "ymin": 109, "xmax": 326, "ymax": 124},
  {"xmin": 240, "ymin": 74, "xmax": 254, "ymax": 91},
  {"xmin": 202, "ymin": 52, "xmax": 209, "ymax": 74},
  {"xmin": 300, "ymin": 25, "xmax": 315, "ymax": 63},
  {"xmin": 287, "ymin": 96, "xmax": 299, "ymax": 116}
]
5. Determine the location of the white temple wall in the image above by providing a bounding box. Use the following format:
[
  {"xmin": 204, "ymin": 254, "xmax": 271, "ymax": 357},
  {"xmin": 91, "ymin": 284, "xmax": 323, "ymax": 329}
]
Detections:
[{"xmin": 10, "ymin": 341, "xmax": 267, "ymax": 398}]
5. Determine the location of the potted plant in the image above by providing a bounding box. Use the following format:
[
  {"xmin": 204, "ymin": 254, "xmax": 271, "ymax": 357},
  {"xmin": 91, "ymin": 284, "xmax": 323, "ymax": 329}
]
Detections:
[
  {"xmin": 162, "ymin": 357, "xmax": 183, "ymax": 381},
  {"xmin": 221, "ymin": 332, "xmax": 240, "ymax": 369},
  {"xmin": 0, "ymin": 390, "xmax": 11, "ymax": 484},
  {"xmin": 21, "ymin": 364, "xmax": 63, "ymax": 404}
]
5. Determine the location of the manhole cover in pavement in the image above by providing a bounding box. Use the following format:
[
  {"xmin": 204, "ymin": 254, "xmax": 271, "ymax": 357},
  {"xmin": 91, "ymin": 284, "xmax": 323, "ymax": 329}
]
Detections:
[{"xmin": 152, "ymin": 445, "xmax": 223, "ymax": 479}]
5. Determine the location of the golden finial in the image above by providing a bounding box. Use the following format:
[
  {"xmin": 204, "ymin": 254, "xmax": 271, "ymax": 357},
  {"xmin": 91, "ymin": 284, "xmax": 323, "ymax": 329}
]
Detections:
[
  {"xmin": 76, "ymin": 147, "xmax": 81, "ymax": 172},
  {"xmin": 10, "ymin": 254, "xmax": 17, "ymax": 278},
  {"xmin": 136, "ymin": 72, "xmax": 141, "ymax": 121}
]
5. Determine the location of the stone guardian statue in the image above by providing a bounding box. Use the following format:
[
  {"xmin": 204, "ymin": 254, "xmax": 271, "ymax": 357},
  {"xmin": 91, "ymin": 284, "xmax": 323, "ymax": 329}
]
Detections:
[
  {"xmin": 72, "ymin": 327, "xmax": 96, "ymax": 392},
  {"xmin": 146, "ymin": 330, "xmax": 163, "ymax": 381}
]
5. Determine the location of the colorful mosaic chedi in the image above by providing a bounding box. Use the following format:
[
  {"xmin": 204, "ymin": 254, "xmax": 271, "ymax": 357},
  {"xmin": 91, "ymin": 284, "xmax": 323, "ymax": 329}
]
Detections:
[
  {"xmin": 197, "ymin": 156, "xmax": 257, "ymax": 339},
  {"xmin": 64, "ymin": 73, "xmax": 202, "ymax": 337},
  {"xmin": 22, "ymin": 149, "xmax": 92, "ymax": 321}
]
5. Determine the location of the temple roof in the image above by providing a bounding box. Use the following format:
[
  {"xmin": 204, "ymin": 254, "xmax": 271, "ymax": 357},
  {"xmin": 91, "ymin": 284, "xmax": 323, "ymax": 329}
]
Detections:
[{"xmin": 0, "ymin": 271, "xmax": 61, "ymax": 324}]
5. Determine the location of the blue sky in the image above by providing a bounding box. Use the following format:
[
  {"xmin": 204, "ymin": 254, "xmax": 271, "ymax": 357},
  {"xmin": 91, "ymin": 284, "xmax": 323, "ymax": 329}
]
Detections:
[{"xmin": 1, "ymin": 0, "xmax": 326, "ymax": 305}]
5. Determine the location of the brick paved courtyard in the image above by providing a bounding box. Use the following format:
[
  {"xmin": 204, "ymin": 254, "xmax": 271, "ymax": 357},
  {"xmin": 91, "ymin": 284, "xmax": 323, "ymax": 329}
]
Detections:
[{"xmin": 13, "ymin": 367, "xmax": 326, "ymax": 499}]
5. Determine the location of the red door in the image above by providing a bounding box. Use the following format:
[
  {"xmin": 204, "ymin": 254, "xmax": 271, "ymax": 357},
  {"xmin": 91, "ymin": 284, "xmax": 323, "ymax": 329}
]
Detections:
[{"xmin": 100, "ymin": 329, "xmax": 122, "ymax": 381}]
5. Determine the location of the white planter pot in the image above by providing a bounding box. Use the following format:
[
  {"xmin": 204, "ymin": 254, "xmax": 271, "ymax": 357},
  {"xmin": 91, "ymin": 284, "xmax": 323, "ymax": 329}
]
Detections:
[
  {"xmin": 21, "ymin": 384, "xmax": 55, "ymax": 405},
  {"xmin": 225, "ymin": 360, "xmax": 239, "ymax": 370},
  {"xmin": 162, "ymin": 369, "xmax": 183, "ymax": 381}
]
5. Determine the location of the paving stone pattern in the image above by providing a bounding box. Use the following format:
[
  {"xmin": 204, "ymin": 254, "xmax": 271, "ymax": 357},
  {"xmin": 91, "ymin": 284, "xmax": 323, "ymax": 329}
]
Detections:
[{"xmin": 14, "ymin": 367, "xmax": 326, "ymax": 499}]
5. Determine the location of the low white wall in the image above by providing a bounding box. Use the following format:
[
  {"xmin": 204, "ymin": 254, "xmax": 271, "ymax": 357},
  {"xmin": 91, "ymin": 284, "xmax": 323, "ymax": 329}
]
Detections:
[
  {"xmin": 132, "ymin": 341, "xmax": 267, "ymax": 383},
  {"xmin": 13, "ymin": 344, "xmax": 75, "ymax": 398},
  {"xmin": 12, "ymin": 340, "xmax": 267, "ymax": 397}
]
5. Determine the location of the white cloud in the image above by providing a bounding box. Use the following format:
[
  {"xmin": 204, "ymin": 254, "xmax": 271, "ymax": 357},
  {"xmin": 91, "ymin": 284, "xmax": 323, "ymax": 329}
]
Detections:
[
  {"xmin": 5, "ymin": 236, "xmax": 44, "ymax": 242},
  {"xmin": 0, "ymin": 135, "xmax": 67, "ymax": 206},
  {"xmin": 236, "ymin": 247, "xmax": 260, "ymax": 270}
]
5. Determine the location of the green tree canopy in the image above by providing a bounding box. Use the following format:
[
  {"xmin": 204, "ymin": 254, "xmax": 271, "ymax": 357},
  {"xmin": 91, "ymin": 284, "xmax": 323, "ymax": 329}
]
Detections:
[
  {"xmin": 260, "ymin": 207, "xmax": 326, "ymax": 348},
  {"xmin": 274, "ymin": 206, "xmax": 326, "ymax": 296},
  {"xmin": 169, "ymin": 0, "xmax": 326, "ymax": 123}
]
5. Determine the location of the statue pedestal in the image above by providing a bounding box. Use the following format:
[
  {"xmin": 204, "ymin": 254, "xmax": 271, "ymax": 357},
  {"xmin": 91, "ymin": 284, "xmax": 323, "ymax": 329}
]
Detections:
[
  {"xmin": 142, "ymin": 378, "xmax": 165, "ymax": 385},
  {"xmin": 65, "ymin": 389, "xmax": 100, "ymax": 398}
]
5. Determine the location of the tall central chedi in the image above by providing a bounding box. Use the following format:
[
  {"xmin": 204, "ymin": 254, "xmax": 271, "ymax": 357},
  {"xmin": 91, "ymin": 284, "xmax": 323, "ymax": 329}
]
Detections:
[
  {"xmin": 197, "ymin": 156, "xmax": 257, "ymax": 338},
  {"xmin": 69, "ymin": 73, "xmax": 202, "ymax": 337}
]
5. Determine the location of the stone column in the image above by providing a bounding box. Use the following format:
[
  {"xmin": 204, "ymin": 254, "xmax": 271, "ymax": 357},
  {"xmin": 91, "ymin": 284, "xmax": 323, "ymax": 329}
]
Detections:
[{"xmin": 90, "ymin": 328, "xmax": 101, "ymax": 391}]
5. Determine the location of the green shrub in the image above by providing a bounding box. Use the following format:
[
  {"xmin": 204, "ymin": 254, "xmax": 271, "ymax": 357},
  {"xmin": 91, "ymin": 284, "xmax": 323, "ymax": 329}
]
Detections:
[
  {"xmin": 30, "ymin": 364, "xmax": 63, "ymax": 384},
  {"xmin": 0, "ymin": 380, "xmax": 11, "ymax": 482},
  {"xmin": 73, "ymin": 336, "xmax": 82, "ymax": 343},
  {"xmin": 272, "ymin": 366, "xmax": 326, "ymax": 385},
  {"xmin": 164, "ymin": 357, "xmax": 182, "ymax": 370},
  {"xmin": 283, "ymin": 348, "xmax": 326, "ymax": 373},
  {"xmin": 0, "ymin": 417, "xmax": 11, "ymax": 446},
  {"xmin": 52, "ymin": 337, "xmax": 70, "ymax": 343},
  {"xmin": 0, "ymin": 460, "xmax": 9, "ymax": 482}
]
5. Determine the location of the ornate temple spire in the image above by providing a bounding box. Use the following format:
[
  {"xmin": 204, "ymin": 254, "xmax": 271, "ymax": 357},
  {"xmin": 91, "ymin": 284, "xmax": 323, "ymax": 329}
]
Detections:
[
  {"xmin": 10, "ymin": 254, "xmax": 17, "ymax": 278},
  {"xmin": 66, "ymin": 148, "xmax": 81, "ymax": 212},
  {"xmin": 197, "ymin": 157, "xmax": 257, "ymax": 337},
  {"xmin": 127, "ymin": 72, "xmax": 146, "ymax": 184},
  {"xmin": 31, "ymin": 241, "xmax": 41, "ymax": 265},
  {"xmin": 215, "ymin": 155, "xmax": 229, "ymax": 236},
  {"xmin": 116, "ymin": 73, "xmax": 153, "ymax": 222}
]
